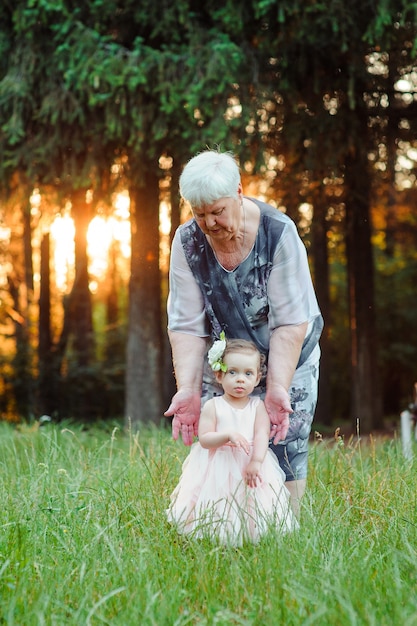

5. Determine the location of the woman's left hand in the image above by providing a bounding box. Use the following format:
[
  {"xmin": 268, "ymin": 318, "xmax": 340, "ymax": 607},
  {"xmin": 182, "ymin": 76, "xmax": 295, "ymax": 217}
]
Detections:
[{"xmin": 265, "ymin": 384, "xmax": 291, "ymax": 444}]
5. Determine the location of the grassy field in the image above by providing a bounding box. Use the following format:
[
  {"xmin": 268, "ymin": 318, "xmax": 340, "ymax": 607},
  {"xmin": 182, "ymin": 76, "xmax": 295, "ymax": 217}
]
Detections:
[{"xmin": 0, "ymin": 419, "xmax": 416, "ymax": 625}]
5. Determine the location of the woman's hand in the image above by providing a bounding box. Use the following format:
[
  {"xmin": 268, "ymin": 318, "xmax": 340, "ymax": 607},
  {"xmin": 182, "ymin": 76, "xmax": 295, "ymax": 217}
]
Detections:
[
  {"xmin": 265, "ymin": 324, "xmax": 306, "ymax": 444},
  {"xmin": 265, "ymin": 384, "xmax": 292, "ymax": 444},
  {"xmin": 164, "ymin": 389, "xmax": 201, "ymax": 446}
]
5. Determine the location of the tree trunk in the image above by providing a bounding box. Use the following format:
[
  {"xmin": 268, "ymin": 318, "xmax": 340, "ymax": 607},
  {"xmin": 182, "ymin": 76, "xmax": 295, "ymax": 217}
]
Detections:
[
  {"xmin": 38, "ymin": 232, "xmax": 56, "ymax": 415},
  {"xmin": 162, "ymin": 159, "xmax": 182, "ymax": 410},
  {"xmin": 64, "ymin": 188, "xmax": 95, "ymax": 419},
  {"xmin": 70, "ymin": 189, "xmax": 94, "ymax": 367},
  {"xmin": 105, "ymin": 239, "xmax": 120, "ymax": 359},
  {"xmin": 9, "ymin": 192, "xmax": 35, "ymax": 419},
  {"xmin": 169, "ymin": 159, "xmax": 182, "ymax": 245},
  {"xmin": 310, "ymin": 181, "xmax": 332, "ymax": 426},
  {"xmin": 125, "ymin": 168, "xmax": 163, "ymax": 428},
  {"xmin": 344, "ymin": 127, "xmax": 381, "ymax": 432},
  {"xmin": 103, "ymin": 240, "xmax": 125, "ymax": 418}
]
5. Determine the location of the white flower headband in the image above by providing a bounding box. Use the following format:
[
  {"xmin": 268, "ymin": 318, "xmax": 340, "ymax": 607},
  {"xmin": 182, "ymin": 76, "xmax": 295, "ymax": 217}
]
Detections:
[{"xmin": 207, "ymin": 331, "xmax": 227, "ymax": 372}]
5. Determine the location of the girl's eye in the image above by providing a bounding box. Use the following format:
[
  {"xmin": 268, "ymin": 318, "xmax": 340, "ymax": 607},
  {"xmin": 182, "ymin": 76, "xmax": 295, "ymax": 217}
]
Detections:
[
  {"xmin": 229, "ymin": 369, "xmax": 236, "ymax": 375},
  {"xmin": 246, "ymin": 371, "xmax": 253, "ymax": 376}
]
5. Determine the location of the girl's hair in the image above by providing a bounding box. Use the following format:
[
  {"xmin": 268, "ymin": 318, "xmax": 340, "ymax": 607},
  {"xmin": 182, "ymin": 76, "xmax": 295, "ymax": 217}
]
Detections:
[
  {"xmin": 223, "ymin": 339, "xmax": 265, "ymax": 373},
  {"xmin": 179, "ymin": 150, "xmax": 240, "ymax": 208}
]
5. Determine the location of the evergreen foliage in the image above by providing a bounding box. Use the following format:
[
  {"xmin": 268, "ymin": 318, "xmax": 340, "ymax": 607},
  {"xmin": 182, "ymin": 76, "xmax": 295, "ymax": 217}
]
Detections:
[{"xmin": 0, "ymin": 1, "xmax": 416, "ymax": 426}]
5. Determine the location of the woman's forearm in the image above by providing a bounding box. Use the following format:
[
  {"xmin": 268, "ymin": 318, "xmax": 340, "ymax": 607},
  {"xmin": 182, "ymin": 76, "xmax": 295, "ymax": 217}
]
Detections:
[
  {"xmin": 168, "ymin": 330, "xmax": 207, "ymax": 392},
  {"xmin": 267, "ymin": 323, "xmax": 308, "ymax": 391}
]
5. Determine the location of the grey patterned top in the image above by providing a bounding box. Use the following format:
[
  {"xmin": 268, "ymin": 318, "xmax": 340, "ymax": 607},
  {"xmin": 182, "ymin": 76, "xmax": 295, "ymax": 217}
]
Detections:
[{"xmin": 167, "ymin": 198, "xmax": 323, "ymax": 371}]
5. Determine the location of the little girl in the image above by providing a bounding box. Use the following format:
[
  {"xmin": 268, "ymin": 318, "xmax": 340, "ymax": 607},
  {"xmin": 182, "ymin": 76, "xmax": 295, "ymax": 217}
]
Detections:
[{"xmin": 167, "ymin": 335, "xmax": 297, "ymax": 546}]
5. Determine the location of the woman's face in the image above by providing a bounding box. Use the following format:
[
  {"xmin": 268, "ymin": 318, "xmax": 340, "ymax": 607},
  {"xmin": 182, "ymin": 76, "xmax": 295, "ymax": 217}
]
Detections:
[{"xmin": 192, "ymin": 186, "xmax": 242, "ymax": 242}]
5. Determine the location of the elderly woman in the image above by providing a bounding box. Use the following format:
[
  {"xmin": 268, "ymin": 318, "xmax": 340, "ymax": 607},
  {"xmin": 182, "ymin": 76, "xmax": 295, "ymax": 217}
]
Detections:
[{"xmin": 164, "ymin": 150, "xmax": 323, "ymax": 513}]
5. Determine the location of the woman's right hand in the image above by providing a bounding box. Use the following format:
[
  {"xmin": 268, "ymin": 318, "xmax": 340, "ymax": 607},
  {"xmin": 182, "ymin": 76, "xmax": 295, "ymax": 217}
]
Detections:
[{"xmin": 164, "ymin": 389, "xmax": 201, "ymax": 446}]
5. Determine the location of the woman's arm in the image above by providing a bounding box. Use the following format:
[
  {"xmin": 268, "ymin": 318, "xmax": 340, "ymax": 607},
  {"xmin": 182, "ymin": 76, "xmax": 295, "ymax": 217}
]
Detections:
[
  {"xmin": 165, "ymin": 231, "xmax": 209, "ymax": 445},
  {"xmin": 265, "ymin": 322, "xmax": 307, "ymax": 443},
  {"xmin": 265, "ymin": 221, "xmax": 314, "ymax": 443},
  {"xmin": 164, "ymin": 331, "xmax": 207, "ymax": 445}
]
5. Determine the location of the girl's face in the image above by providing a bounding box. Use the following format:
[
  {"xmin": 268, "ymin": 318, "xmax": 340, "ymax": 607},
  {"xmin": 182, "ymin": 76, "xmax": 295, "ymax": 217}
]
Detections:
[
  {"xmin": 192, "ymin": 185, "xmax": 242, "ymax": 243},
  {"xmin": 216, "ymin": 350, "xmax": 261, "ymax": 399}
]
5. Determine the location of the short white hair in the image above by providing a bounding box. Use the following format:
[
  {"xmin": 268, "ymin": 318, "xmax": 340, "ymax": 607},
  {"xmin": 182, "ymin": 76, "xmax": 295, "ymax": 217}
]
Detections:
[{"xmin": 179, "ymin": 150, "xmax": 240, "ymax": 208}]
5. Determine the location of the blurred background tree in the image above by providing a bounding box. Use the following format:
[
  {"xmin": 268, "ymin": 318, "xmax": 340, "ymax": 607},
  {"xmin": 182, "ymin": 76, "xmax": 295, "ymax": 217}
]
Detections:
[{"xmin": 0, "ymin": 0, "xmax": 416, "ymax": 433}]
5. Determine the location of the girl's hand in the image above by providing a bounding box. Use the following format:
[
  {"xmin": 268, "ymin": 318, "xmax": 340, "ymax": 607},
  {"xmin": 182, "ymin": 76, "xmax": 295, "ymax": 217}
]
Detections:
[
  {"xmin": 244, "ymin": 460, "xmax": 262, "ymax": 488},
  {"xmin": 227, "ymin": 432, "xmax": 250, "ymax": 455}
]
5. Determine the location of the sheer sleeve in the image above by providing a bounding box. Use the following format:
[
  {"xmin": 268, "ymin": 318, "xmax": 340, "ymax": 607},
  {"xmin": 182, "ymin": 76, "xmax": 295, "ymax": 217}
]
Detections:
[
  {"xmin": 167, "ymin": 229, "xmax": 210, "ymax": 337},
  {"xmin": 267, "ymin": 220, "xmax": 321, "ymax": 331}
]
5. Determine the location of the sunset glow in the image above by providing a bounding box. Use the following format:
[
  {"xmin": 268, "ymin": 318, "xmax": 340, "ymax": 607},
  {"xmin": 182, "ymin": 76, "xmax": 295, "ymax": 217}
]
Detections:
[
  {"xmin": 50, "ymin": 211, "xmax": 75, "ymax": 292},
  {"xmin": 50, "ymin": 191, "xmax": 132, "ymax": 293}
]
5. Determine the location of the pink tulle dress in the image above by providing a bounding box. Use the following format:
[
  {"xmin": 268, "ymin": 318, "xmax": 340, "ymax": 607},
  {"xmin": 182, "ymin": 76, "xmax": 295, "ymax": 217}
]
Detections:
[{"xmin": 167, "ymin": 396, "xmax": 297, "ymax": 546}]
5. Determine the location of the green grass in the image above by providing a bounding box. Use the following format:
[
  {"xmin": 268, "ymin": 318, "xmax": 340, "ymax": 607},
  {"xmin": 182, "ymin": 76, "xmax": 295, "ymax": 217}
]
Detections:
[{"xmin": 0, "ymin": 420, "xmax": 416, "ymax": 625}]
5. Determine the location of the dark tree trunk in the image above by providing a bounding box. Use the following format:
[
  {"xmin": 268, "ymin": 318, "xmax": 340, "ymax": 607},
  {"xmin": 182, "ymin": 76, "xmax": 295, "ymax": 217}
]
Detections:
[
  {"xmin": 310, "ymin": 182, "xmax": 332, "ymax": 426},
  {"xmin": 169, "ymin": 159, "xmax": 182, "ymax": 245},
  {"xmin": 70, "ymin": 189, "xmax": 94, "ymax": 367},
  {"xmin": 103, "ymin": 240, "xmax": 125, "ymax": 418},
  {"xmin": 38, "ymin": 232, "xmax": 57, "ymax": 415},
  {"xmin": 125, "ymin": 168, "xmax": 163, "ymax": 427},
  {"xmin": 106, "ymin": 240, "xmax": 119, "ymax": 329},
  {"xmin": 105, "ymin": 239, "xmax": 120, "ymax": 359},
  {"xmin": 61, "ymin": 188, "xmax": 95, "ymax": 419},
  {"xmin": 344, "ymin": 123, "xmax": 381, "ymax": 432},
  {"xmin": 23, "ymin": 199, "xmax": 34, "ymax": 293},
  {"xmin": 8, "ymin": 275, "xmax": 33, "ymax": 419},
  {"xmin": 162, "ymin": 159, "xmax": 182, "ymax": 411},
  {"xmin": 9, "ymin": 192, "xmax": 35, "ymax": 419}
]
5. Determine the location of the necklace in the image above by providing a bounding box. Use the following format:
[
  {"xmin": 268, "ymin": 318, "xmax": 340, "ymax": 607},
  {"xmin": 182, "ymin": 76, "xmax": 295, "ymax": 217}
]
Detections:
[{"xmin": 208, "ymin": 198, "xmax": 247, "ymax": 271}]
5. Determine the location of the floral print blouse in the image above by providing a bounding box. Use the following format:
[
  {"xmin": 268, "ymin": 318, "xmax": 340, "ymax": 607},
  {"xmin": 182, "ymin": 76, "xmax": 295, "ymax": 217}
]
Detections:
[{"xmin": 167, "ymin": 198, "xmax": 322, "ymax": 367}]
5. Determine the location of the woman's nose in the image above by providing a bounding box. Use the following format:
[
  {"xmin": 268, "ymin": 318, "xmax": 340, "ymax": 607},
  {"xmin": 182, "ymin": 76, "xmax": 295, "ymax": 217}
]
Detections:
[{"xmin": 206, "ymin": 214, "xmax": 216, "ymax": 228}]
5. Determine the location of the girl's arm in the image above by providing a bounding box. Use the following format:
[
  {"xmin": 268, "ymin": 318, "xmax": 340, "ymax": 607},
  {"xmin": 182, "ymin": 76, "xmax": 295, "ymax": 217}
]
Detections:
[
  {"xmin": 244, "ymin": 401, "xmax": 271, "ymax": 487},
  {"xmin": 198, "ymin": 400, "xmax": 250, "ymax": 453}
]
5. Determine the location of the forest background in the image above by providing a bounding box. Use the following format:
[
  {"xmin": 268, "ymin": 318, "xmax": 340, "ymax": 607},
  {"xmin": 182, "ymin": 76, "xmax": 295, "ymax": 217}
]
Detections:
[{"xmin": 0, "ymin": 0, "xmax": 416, "ymax": 435}]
